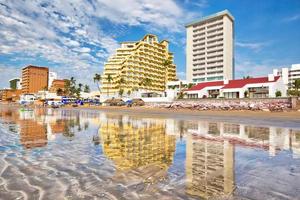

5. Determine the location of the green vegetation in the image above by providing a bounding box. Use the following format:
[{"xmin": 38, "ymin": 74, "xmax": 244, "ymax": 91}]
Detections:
[
  {"xmin": 244, "ymin": 90, "xmax": 249, "ymax": 98},
  {"xmin": 275, "ymin": 90, "xmax": 282, "ymax": 97},
  {"xmin": 93, "ymin": 73, "xmax": 102, "ymax": 95},
  {"xmin": 139, "ymin": 78, "xmax": 152, "ymax": 89},
  {"xmin": 64, "ymin": 77, "xmax": 83, "ymax": 98},
  {"xmin": 288, "ymin": 79, "xmax": 300, "ymax": 96},
  {"xmin": 83, "ymin": 85, "xmax": 90, "ymax": 93},
  {"xmin": 162, "ymin": 59, "xmax": 172, "ymax": 89},
  {"xmin": 119, "ymin": 88, "xmax": 124, "ymax": 97},
  {"xmin": 107, "ymin": 74, "xmax": 113, "ymax": 96}
]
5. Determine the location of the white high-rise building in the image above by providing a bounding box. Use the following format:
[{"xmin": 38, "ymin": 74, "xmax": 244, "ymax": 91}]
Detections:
[
  {"xmin": 273, "ymin": 64, "xmax": 300, "ymax": 88},
  {"xmin": 186, "ymin": 10, "xmax": 234, "ymax": 83},
  {"xmin": 48, "ymin": 72, "xmax": 57, "ymax": 89}
]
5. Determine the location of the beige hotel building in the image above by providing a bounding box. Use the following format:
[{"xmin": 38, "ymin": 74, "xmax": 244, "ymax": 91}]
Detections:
[
  {"xmin": 186, "ymin": 10, "xmax": 234, "ymax": 83},
  {"xmin": 101, "ymin": 34, "xmax": 176, "ymax": 96}
]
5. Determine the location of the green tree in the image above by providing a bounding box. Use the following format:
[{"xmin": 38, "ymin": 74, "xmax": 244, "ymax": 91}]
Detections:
[
  {"xmin": 119, "ymin": 88, "xmax": 124, "ymax": 97},
  {"xmin": 56, "ymin": 88, "xmax": 64, "ymax": 96},
  {"xmin": 83, "ymin": 85, "xmax": 90, "ymax": 93},
  {"xmin": 139, "ymin": 78, "xmax": 152, "ymax": 89},
  {"xmin": 187, "ymin": 83, "xmax": 194, "ymax": 89},
  {"xmin": 288, "ymin": 79, "xmax": 300, "ymax": 96},
  {"xmin": 64, "ymin": 79, "xmax": 71, "ymax": 96},
  {"xmin": 107, "ymin": 74, "xmax": 113, "ymax": 97},
  {"xmin": 127, "ymin": 90, "xmax": 131, "ymax": 96},
  {"xmin": 162, "ymin": 59, "xmax": 172, "ymax": 89},
  {"xmin": 275, "ymin": 90, "xmax": 282, "ymax": 97},
  {"xmin": 294, "ymin": 79, "xmax": 300, "ymax": 93},
  {"xmin": 93, "ymin": 73, "xmax": 102, "ymax": 95},
  {"xmin": 244, "ymin": 90, "xmax": 249, "ymax": 98},
  {"xmin": 243, "ymin": 75, "xmax": 252, "ymax": 79}
]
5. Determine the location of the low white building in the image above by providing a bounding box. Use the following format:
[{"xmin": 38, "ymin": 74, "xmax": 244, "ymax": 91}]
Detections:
[
  {"xmin": 48, "ymin": 72, "xmax": 58, "ymax": 90},
  {"xmin": 273, "ymin": 63, "xmax": 300, "ymax": 88},
  {"xmin": 185, "ymin": 75, "xmax": 287, "ymax": 99}
]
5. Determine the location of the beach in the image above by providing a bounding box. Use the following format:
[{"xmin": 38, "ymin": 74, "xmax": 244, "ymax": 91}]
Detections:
[{"xmin": 66, "ymin": 105, "xmax": 300, "ymax": 128}]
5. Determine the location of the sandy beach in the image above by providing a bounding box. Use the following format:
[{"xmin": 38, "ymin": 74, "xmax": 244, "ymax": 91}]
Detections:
[{"xmin": 67, "ymin": 105, "xmax": 300, "ymax": 125}]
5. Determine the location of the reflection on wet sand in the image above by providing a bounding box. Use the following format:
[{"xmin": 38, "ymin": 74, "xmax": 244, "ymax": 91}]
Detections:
[
  {"xmin": 185, "ymin": 121, "xmax": 300, "ymax": 199},
  {"xmin": 100, "ymin": 114, "xmax": 176, "ymax": 170},
  {"xmin": 0, "ymin": 106, "xmax": 300, "ymax": 199},
  {"xmin": 187, "ymin": 121, "xmax": 300, "ymax": 158},
  {"xmin": 98, "ymin": 113, "xmax": 176, "ymax": 190},
  {"xmin": 20, "ymin": 120, "xmax": 47, "ymax": 148},
  {"xmin": 186, "ymin": 135, "xmax": 234, "ymax": 199}
]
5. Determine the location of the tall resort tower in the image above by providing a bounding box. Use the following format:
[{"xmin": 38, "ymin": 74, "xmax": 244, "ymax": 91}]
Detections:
[
  {"xmin": 101, "ymin": 34, "xmax": 176, "ymax": 96},
  {"xmin": 186, "ymin": 10, "xmax": 234, "ymax": 83}
]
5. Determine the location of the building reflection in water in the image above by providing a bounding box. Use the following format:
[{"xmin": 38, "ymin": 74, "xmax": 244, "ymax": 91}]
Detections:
[
  {"xmin": 99, "ymin": 114, "xmax": 176, "ymax": 171},
  {"xmin": 187, "ymin": 121, "xmax": 300, "ymax": 157},
  {"xmin": 185, "ymin": 121, "xmax": 300, "ymax": 199},
  {"xmin": 0, "ymin": 108, "xmax": 97, "ymax": 149},
  {"xmin": 1, "ymin": 107, "xmax": 300, "ymax": 198},
  {"xmin": 19, "ymin": 119, "xmax": 47, "ymax": 148},
  {"xmin": 186, "ymin": 134, "xmax": 234, "ymax": 199}
]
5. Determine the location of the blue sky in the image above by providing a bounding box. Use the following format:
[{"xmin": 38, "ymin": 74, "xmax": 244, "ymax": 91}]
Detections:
[{"xmin": 0, "ymin": 0, "xmax": 299, "ymax": 89}]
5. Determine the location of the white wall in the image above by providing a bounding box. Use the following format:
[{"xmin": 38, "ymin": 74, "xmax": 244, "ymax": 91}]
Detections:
[{"xmin": 186, "ymin": 26, "xmax": 193, "ymax": 82}]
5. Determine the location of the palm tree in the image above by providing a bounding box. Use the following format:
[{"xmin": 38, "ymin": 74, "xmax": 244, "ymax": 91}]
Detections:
[
  {"xmin": 127, "ymin": 90, "xmax": 131, "ymax": 97},
  {"xmin": 93, "ymin": 73, "xmax": 102, "ymax": 95},
  {"xmin": 139, "ymin": 78, "xmax": 152, "ymax": 90},
  {"xmin": 162, "ymin": 59, "xmax": 172, "ymax": 89},
  {"xmin": 70, "ymin": 77, "xmax": 76, "ymax": 85},
  {"xmin": 84, "ymin": 85, "xmax": 90, "ymax": 93},
  {"xmin": 119, "ymin": 88, "xmax": 124, "ymax": 97},
  {"xmin": 293, "ymin": 79, "xmax": 300, "ymax": 96},
  {"xmin": 117, "ymin": 77, "xmax": 126, "ymax": 91},
  {"xmin": 78, "ymin": 83, "xmax": 83, "ymax": 90},
  {"xmin": 243, "ymin": 75, "xmax": 252, "ymax": 79},
  {"xmin": 107, "ymin": 74, "xmax": 113, "ymax": 97},
  {"xmin": 56, "ymin": 88, "xmax": 64, "ymax": 96}
]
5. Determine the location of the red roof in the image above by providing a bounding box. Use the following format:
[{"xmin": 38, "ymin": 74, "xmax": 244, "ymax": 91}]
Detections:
[
  {"xmin": 186, "ymin": 76, "xmax": 280, "ymax": 91},
  {"xmin": 187, "ymin": 81, "xmax": 224, "ymax": 91},
  {"xmin": 221, "ymin": 76, "xmax": 280, "ymax": 89}
]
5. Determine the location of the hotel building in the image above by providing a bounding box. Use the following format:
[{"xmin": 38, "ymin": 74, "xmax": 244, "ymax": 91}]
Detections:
[
  {"xmin": 21, "ymin": 65, "xmax": 49, "ymax": 94},
  {"xmin": 49, "ymin": 79, "xmax": 66, "ymax": 94},
  {"xmin": 186, "ymin": 10, "xmax": 234, "ymax": 83},
  {"xmin": 273, "ymin": 63, "xmax": 300, "ymax": 89},
  {"xmin": 101, "ymin": 34, "xmax": 177, "ymax": 96}
]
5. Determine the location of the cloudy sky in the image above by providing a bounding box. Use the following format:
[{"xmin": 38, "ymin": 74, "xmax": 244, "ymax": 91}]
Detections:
[{"xmin": 0, "ymin": 0, "xmax": 299, "ymax": 89}]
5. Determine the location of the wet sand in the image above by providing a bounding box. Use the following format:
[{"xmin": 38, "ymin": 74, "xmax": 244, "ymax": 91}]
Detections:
[
  {"xmin": 67, "ymin": 106, "xmax": 300, "ymax": 129},
  {"xmin": 73, "ymin": 105, "xmax": 300, "ymax": 119},
  {"xmin": 2, "ymin": 103, "xmax": 300, "ymax": 128}
]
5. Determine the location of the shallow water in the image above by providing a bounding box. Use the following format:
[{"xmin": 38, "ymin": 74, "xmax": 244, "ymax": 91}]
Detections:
[{"xmin": 0, "ymin": 106, "xmax": 299, "ymax": 200}]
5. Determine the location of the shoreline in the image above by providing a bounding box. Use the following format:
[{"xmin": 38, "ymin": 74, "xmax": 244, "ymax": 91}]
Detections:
[
  {"xmin": 2, "ymin": 103, "xmax": 300, "ymax": 128},
  {"xmin": 68, "ymin": 106, "xmax": 300, "ymax": 129}
]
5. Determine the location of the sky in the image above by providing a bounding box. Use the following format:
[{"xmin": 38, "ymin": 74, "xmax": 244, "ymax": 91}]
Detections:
[{"xmin": 0, "ymin": 0, "xmax": 300, "ymax": 89}]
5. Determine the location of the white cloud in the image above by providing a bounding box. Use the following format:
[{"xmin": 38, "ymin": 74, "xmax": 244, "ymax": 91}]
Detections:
[
  {"xmin": 234, "ymin": 54, "xmax": 278, "ymax": 78},
  {"xmin": 236, "ymin": 41, "xmax": 267, "ymax": 52},
  {"xmin": 283, "ymin": 14, "xmax": 300, "ymax": 22},
  {"xmin": 0, "ymin": 0, "xmax": 201, "ymax": 89},
  {"xmin": 184, "ymin": 0, "xmax": 208, "ymax": 8}
]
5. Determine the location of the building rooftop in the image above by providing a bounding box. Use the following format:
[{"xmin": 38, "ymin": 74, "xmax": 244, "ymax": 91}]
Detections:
[
  {"xmin": 185, "ymin": 9, "xmax": 234, "ymax": 27},
  {"xmin": 187, "ymin": 76, "xmax": 280, "ymax": 91},
  {"xmin": 187, "ymin": 81, "xmax": 224, "ymax": 91},
  {"xmin": 222, "ymin": 76, "xmax": 280, "ymax": 89},
  {"xmin": 22, "ymin": 65, "xmax": 49, "ymax": 70}
]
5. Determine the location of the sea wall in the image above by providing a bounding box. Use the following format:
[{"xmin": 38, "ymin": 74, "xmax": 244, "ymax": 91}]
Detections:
[{"xmin": 147, "ymin": 97, "xmax": 297, "ymax": 112}]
